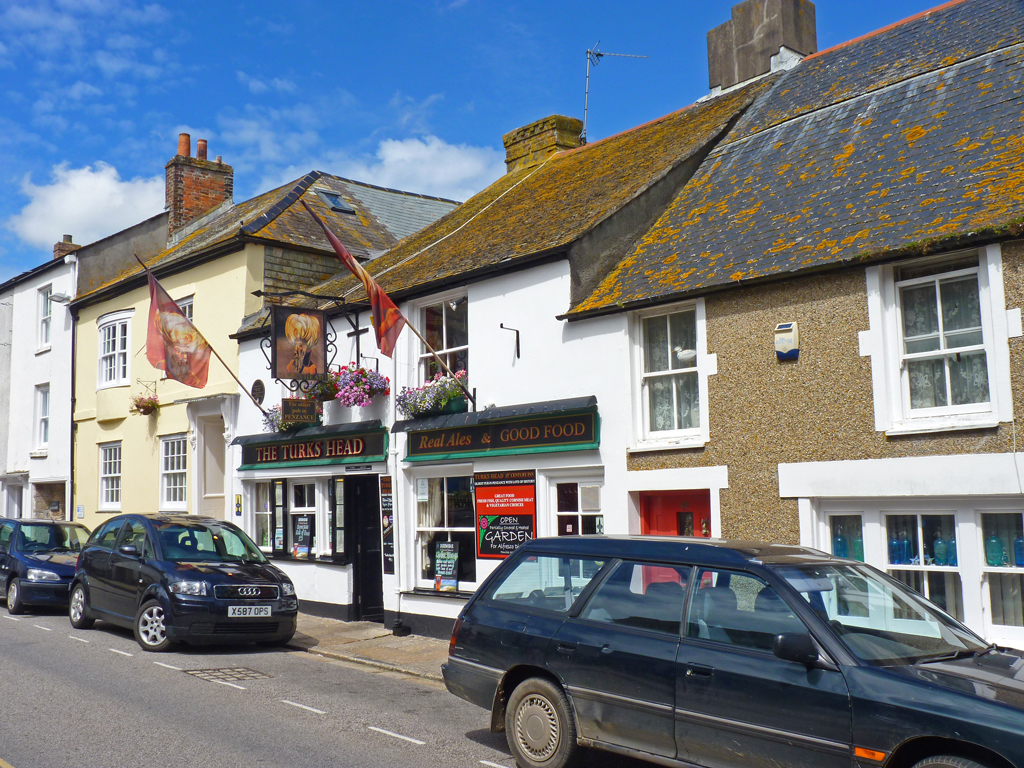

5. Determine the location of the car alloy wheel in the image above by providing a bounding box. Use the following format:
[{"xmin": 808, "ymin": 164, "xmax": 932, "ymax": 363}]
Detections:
[
  {"xmin": 69, "ymin": 585, "xmax": 94, "ymax": 629},
  {"xmin": 505, "ymin": 677, "xmax": 579, "ymax": 768},
  {"xmin": 6, "ymin": 578, "xmax": 24, "ymax": 615},
  {"xmin": 134, "ymin": 600, "xmax": 172, "ymax": 652}
]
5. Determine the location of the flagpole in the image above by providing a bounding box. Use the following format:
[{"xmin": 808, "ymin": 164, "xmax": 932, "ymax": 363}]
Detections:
[{"xmin": 133, "ymin": 254, "xmax": 269, "ymax": 418}]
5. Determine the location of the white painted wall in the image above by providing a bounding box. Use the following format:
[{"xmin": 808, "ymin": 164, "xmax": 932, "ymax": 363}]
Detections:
[{"xmin": 1, "ymin": 258, "xmax": 75, "ymax": 518}]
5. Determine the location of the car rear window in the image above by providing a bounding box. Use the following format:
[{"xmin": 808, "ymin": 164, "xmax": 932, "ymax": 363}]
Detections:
[{"xmin": 482, "ymin": 554, "xmax": 607, "ymax": 613}]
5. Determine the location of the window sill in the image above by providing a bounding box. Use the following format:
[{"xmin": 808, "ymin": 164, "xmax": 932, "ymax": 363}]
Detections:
[
  {"xmin": 628, "ymin": 437, "xmax": 707, "ymax": 454},
  {"xmin": 268, "ymin": 554, "xmax": 351, "ymax": 567},
  {"xmin": 408, "ymin": 587, "xmax": 475, "ymax": 599},
  {"xmin": 29, "ymin": 449, "xmax": 48, "ymax": 459},
  {"xmin": 885, "ymin": 415, "xmax": 1000, "ymax": 436},
  {"xmin": 35, "ymin": 345, "xmax": 51, "ymax": 356},
  {"xmin": 96, "ymin": 383, "xmax": 130, "ymax": 391}
]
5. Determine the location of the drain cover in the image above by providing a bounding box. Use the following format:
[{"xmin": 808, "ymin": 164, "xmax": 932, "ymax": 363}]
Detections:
[{"xmin": 186, "ymin": 667, "xmax": 271, "ymax": 683}]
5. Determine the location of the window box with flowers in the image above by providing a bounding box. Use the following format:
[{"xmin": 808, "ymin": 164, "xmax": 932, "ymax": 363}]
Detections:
[
  {"xmin": 318, "ymin": 364, "xmax": 391, "ymax": 424},
  {"xmin": 396, "ymin": 371, "xmax": 468, "ymax": 419},
  {"xmin": 129, "ymin": 393, "xmax": 160, "ymax": 416}
]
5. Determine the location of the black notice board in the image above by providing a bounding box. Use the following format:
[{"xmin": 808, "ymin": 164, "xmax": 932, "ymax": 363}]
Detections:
[
  {"xmin": 435, "ymin": 541, "xmax": 458, "ymax": 592},
  {"xmin": 292, "ymin": 514, "xmax": 314, "ymax": 559},
  {"xmin": 379, "ymin": 476, "xmax": 395, "ymax": 575}
]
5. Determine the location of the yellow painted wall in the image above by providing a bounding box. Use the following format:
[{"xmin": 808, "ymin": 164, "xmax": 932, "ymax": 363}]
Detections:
[{"xmin": 73, "ymin": 244, "xmax": 264, "ymax": 531}]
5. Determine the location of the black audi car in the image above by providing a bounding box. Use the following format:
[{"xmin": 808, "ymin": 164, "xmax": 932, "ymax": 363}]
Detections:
[
  {"xmin": 0, "ymin": 518, "xmax": 91, "ymax": 614},
  {"xmin": 69, "ymin": 514, "xmax": 297, "ymax": 651},
  {"xmin": 444, "ymin": 536, "xmax": 1024, "ymax": 768}
]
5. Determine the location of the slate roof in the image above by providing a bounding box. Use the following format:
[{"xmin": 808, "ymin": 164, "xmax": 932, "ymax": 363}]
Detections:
[
  {"xmin": 281, "ymin": 78, "xmax": 774, "ymax": 314},
  {"xmin": 569, "ymin": 0, "xmax": 1024, "ymax": 317},
  {"xmin": 75, "ymin": 171, "xmax": 458, "ymax": 303}
]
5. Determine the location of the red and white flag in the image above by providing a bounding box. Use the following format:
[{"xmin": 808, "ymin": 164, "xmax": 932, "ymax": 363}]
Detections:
[{"xmin": 301, "ymin": 199, "xmax": 407, "ymax": 357}]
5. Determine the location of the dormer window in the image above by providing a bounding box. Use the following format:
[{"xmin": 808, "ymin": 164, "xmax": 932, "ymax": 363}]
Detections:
[{"xmin": 316, "ymin": 191, "xmax": 355, "ymax": 214}]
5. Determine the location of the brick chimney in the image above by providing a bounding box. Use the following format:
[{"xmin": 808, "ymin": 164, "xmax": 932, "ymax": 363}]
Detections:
[
  {"xmin": 53, "ymin": 234, "xmax": 81, "ymax": 260},
  {"xmin": 708, "ymin": 0, "xmax": 817, "ymax": 92},
  {"xmin": 165, "ymin": 133, "xmax": 234, "ymax": 237},
  {"xmin": 502, "ymin": 115, "xmax": 584, "ymax": 173}
]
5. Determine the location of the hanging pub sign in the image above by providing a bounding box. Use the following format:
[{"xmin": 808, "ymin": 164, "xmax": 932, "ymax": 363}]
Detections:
[
  {"xmin": 435, "ymin": 541, "xmax": 459, "ymax": 592},
  {"xmin": 407, "ymin": 411, "xmax": 598, "ymax": 461},
  {"xmin": 379, "ymin": 476, "xmax": 395, "ymax": 575},
  {"xmin": 270, "ymin": 305, "xmax": 327, "ymax": 381},
  {"xmin": 476, "ymin": 470, "xmax": 536, "ymax": 559},
  {"xmin": 281, "ymin": 397, "xmax": 318, "ymax": 423}
]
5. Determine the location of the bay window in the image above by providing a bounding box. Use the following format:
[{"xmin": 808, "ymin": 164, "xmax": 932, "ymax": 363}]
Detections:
[{"xmin": 97, "ymin": 311, "xmax": 132, "ymax": 388}]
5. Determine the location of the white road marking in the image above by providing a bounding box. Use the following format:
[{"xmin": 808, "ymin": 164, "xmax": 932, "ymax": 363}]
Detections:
[
  {"xmin": 108, "ymin": 648, "xmax": 133, "ymax": 657},
  {"xmin": 3, "ymin": 616, "xmax": 19, "ymax": 621},
  {"xmin": 33, "ymin": 625, "xmax": 52, "ymax": 631},
  {"xmin": 281, "ymin": 699, "xmax": 326, "ymax": 715},
  {"xmin": 367, "ymin": 726, "xmax": 425, "ymax": 745},
  {"xmin": 480, "ymin": 761, "xmax": 512, "ymax": 768},
  {"xmin": 153, "ymin": 662, "xmax": 181, "ymax": 671},
  {"xmin": 213, "ymin": 680, "xmax": 246, "ymax": 690},
  {"xmin": 68, "ymin": 636, "xmax": 89, "ymax": 643}
]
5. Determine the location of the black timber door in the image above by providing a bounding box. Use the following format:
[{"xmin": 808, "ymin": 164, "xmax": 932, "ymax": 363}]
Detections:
[{"xmin": 347, "ymin": 475, "xmax": 384, "ymax": 622}]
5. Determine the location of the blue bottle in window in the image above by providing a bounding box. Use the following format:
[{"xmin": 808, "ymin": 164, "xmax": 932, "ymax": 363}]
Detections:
[
  {"xmin": 933, "ymin": 532, "xmax": 947, "ymax": 566},
  {"xmin": 947, "ymin": 536, "xmax": 958, "ymax": 566},
  {"xmin": 901, "ymin": 531, "xmax": 914, "ymax": 565},
  {"xmin": 832, "ymin": 525, "xmax": 849, "ymax": 559},
  {"xmin": 852, "ymin": 530, "xmax": 864, "ymax": 562},
  {"xmin": 889, "ymin": 532, "xmax": 902, "ymax": 565},
  {"xmin": 1014, "ymin": 534, "xmax": 1024, "ymax": 568},
  {"xmin": 986, "ymin": 532, "xmax": 1006, "ymax": 567}
]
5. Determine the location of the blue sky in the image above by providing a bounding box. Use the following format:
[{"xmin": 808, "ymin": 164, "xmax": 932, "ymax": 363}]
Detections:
[{"xmin": 0, "ymin": 0, "xmax": 936, "ymax": 281}]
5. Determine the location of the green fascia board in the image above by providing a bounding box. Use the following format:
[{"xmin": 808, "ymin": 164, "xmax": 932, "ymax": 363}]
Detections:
[{"xmin": 404, "ymin": 440, "xmax": 600, "ymax": 463}]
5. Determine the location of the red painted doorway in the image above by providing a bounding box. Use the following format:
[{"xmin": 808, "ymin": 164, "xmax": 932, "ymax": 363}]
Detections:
[{"xmin": 640, "ymin": 490, "xmax": 711, "ymax": 538}]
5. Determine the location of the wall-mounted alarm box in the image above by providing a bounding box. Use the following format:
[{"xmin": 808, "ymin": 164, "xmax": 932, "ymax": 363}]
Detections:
[{"xmin": 774, "ymin": 322, "xmax": 799, "ymax": 361}]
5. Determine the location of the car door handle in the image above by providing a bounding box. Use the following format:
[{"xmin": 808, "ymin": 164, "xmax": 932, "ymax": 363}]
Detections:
[
  {"xmin": 600, "ymin": 643, "xmax": 613, "ymax": 654},
  {"xmin": 685, "ymin": 663, "xmax": 714, "ymax": 678},
  {"xmin": 557, "ymin": 641, "xmax": 578, "ymax": 654}
]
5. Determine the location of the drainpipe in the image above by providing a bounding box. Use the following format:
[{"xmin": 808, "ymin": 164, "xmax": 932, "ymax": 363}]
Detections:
[{"xmin": 66, "ymin": 253, "xmax": 79, "ymax": 523}]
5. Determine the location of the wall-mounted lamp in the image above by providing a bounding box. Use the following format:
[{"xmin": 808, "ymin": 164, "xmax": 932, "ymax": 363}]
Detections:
[
  {"xmin": 774, "ymin": 322, "xmax": 799, "ymax": 361},
  {"xmin": 49, "ymin": 292, "xmax": 72, "ymax": 304}
]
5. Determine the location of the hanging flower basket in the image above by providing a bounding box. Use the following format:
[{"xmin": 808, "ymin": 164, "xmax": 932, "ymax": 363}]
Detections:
[
  {"xmin": 333, "ymin": 364, "xmax": 390, "ymax": 407},
  {"xmin": 395, "ymin": 371, "xmax": 468, "ymax": 418},
  {"xmin": 129, "ymin": 393, "xmax": 160, "ymax": 416}
]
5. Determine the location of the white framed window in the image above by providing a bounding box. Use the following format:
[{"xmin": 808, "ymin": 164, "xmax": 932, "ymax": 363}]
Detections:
[
  {"xmin": 288, "ymin": 480, "xmax": 321, "ymax": 559},
  {"xmin": 99, "ymin": 442, "xmax": 122, "ymax": 511},
  {"xmin": 97, "ymin": 310, "xmax": 133, "ymax": 388},
  {"xmin": 864, "ymin": 245, "xmax": 1019, "ymax": 434},
  {"xmin": 36, "ymin": 385, "xmax": 50, "ymax": 448},
  {"xmin": 39, "ymin": 285, "xmax": 53, "ymax": 347},
  {"xmin": 415, "ymin": 473, "xmax": 477, "ymax": 588},
  {"xmin": 418, "ymin": 293, "xmax": 468, "ymax": 382},
  {"xmin": 633, "ymin": 300, "xmax": 714, "ymax": 448},
  {"xmin": 160, "ymin": 435, "xmax": 188, "ymax": 510}
]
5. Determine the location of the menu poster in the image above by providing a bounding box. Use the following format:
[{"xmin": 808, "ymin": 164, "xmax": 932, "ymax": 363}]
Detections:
[
  {"xmin": 292, "ymin": 514, "xmax": 313, "ymax": 559},
  {"xmin": 435, "ymin": 541, "xmax": 459, "ymax": 592},
  {"xmin": 380, "ymin": 476, "xmax": 395, "ymax": 574},
  {"xmin": 475, "ymin": 470, "xmax": 536, "ymax": 559}
]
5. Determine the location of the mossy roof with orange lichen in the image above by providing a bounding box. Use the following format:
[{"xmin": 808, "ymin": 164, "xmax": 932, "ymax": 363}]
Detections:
[
  {"xmin": 569, "ymin": 0, "xmax": 1024, "ymax": 317},
  {"xmin": 75, "ymin": 171, "xmax": 458, "ymax": 302},
  {"xmin": 275, "ymin": 78, "xmax": 773, "ymax": 316}
]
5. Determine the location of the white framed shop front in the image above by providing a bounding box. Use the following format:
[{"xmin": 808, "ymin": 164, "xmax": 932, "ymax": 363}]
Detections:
[
  {"xmin": 781, "ymin": 453, "xmax": 1024, "ymax": 649},
  {"xmin": 233, "ymin": 421, "xmax": 389, "ymax": 621},
  {"xmin": 389, "ymin": 397, "xmax": 605, "ymax": 638}
]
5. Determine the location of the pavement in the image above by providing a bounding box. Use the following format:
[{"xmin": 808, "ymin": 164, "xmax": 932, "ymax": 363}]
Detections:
[{"xmin": 288, "ymin": 613, "xmax": 448, "ymax": 681}]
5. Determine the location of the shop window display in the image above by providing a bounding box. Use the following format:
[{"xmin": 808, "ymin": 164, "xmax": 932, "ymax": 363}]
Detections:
[
  {"xmin": 884, "ymin": 513, "xmax": 963, "ymax": 621},
  {"xmin": 417, "ymin": 476, "xmax": 476, "ymax": 584},
  {"xmin": 981, "ymin": 513, "xmax": 1024, "ymax": 627}
]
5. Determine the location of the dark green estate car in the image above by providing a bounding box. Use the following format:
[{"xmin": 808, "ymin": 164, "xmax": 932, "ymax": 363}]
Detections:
[{"xmin": 443, "ymin": 536, "xmax": 1024, "ymax": 768}]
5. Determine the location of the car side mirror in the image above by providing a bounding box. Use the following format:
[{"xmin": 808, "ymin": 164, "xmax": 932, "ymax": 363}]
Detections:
[
  {"xmin": 773, "ymin": 633, "xmax": 819, "ymax": 665},
  {"xmin": 118, "ymin": 544, "xmax": 140, "ymax": 557}
]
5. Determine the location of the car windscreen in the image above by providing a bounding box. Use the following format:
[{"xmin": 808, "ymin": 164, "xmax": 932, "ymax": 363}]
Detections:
[
  {"xmin": 771, "ymin": 562, "xmax": 987, "ymax": 665},
  {"xmin": 17, "ymin": 523, "xmax": 89, "ymax": 553},
  {"xmin": 153, "ymin": 522, "xmax": 268, "ymax": 564}
]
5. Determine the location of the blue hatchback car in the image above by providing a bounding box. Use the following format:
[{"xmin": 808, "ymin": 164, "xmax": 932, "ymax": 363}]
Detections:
[
  {"xmin": 444, "ymin": 536, "xmax": 1024, "ymax": 768},
  {"xmin": 0, "ymin": 518, "xmax": 91, "ymax": 614}
]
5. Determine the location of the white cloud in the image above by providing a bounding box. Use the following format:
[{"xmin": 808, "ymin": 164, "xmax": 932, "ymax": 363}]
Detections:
[
  {"xmin": 237, "ymin": 71, "xmax": 297, "ymax": 95},
  {"xmin": 6, "ymin": 162, "xmax": 164, "ymax": 249},
  {"xmin": 262, "ymin": 136, "xmax": 505, "ymax": 203}
]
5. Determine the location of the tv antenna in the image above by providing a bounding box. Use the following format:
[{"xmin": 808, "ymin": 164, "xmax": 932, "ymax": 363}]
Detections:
[{"xmin": 581, "ymin": 41, "xmax": 648, "ymax": 145}]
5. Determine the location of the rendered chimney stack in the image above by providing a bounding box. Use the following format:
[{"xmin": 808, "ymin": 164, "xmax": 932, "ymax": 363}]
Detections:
[
  {"xmin": 502, "ymin": 115, "xmax": 583, "ymax": 173},
  {"xmin": 53, "ymin": 234, "xmax": 81, "ymax": 261},
  {"xmin": 707, "ymin": 0, "xmax": 817, "ymax": 92},
  {"xmin": 165, "ymin": 134, "xmax": 233, "ymax": 237}
]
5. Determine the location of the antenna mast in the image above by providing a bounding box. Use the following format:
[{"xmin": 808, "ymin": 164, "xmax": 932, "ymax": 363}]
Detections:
[{"xmin": 581, "ymin": 41, "xmax": 648, "ymax": 145}]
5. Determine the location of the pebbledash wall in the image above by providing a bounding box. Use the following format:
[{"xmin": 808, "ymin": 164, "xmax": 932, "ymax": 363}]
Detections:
[{"xmin": 628, "ymin": 239, "xmax": 1024, "ymax": 647}]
